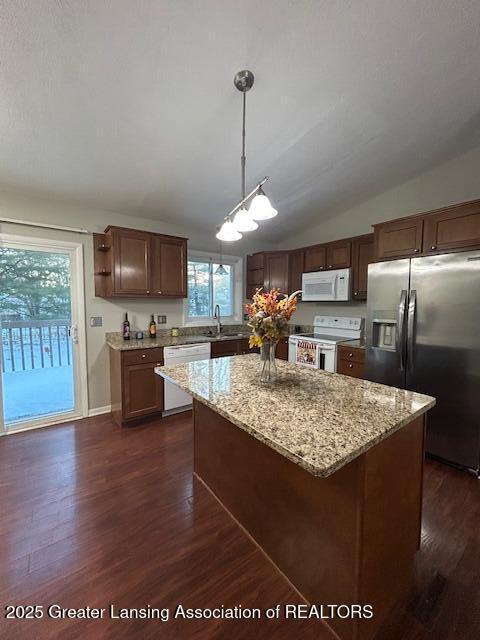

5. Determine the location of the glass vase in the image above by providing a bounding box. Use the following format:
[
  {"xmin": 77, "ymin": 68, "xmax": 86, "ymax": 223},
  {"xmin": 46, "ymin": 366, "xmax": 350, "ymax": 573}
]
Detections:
[{"xmin": 260, "ymin": 341, "xmax": 278, "ymax": 384}]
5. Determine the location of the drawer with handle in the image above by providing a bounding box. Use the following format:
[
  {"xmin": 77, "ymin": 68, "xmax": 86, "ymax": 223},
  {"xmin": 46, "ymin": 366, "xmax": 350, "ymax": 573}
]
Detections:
[
  {"xmin": 337, "ymin": 358, "xmax": 365, "ymax": 379},
  {"xmin": 122, "ymin": 347, "xmax": 164, "ymax": 366},
  {"xmin": 337, "ymin": 345, "xmax": 365, "ymax": 364}
]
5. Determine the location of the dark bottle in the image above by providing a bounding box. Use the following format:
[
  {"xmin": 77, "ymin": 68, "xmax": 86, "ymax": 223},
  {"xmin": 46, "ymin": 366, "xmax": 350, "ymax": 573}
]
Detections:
[
  {"xmin": 122, "ymin": 313, "xmax": 130, "ymax": 340},
  {"xmin": 149, "ymin": 314, "xmax": 157, "ymax": 339}
]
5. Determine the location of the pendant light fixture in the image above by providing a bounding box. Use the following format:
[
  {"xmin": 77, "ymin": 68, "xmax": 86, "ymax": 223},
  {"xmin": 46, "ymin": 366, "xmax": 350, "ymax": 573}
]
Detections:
[{"xmin": 215, "ymin": 70, "xmax": 277, "ymax": 241}]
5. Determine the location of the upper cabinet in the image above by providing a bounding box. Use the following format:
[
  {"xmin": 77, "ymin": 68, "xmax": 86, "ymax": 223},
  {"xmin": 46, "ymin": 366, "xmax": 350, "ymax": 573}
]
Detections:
[
  {"xmin": 374, "ymin": 198, "xmax": 480, "ymax": 261},
  {"xmin": 264, "ymin": 252, "xmax": 289, "ymax": 293},
  {"xmin": 351, "ymin": 234, "xmax": 374, "ymax": 299},
  {"xmin": 423, "ymin": 200, "xmax": 480, "ymax": 254},
  {"xmin": 288, "ymin": 249, "xmax": 305, "ymax": 294},
  {"xmin": 112, "ymin": 228, "xmax": 151, "ymax": 295},
  {"xmin": 326, "ymin": 240, "xmax": 351, "ymax": 269},
  {"xmin": 374, "ymin": 217, "xmax": 424, "ymax": 260},
  {"xmin": 94, "ymin": 226, "xmax": 188, "ymax": 298},
  {"xmin": 151, "ymin": 235, "xmax": 187, "ymax": 297},
  {"xmin": 246, "ymin": 252, "xmax": 265, "ymax": 299},
  {"xmin": 304, "ymin": 244, "xmax": 326, "ymax": 272}
]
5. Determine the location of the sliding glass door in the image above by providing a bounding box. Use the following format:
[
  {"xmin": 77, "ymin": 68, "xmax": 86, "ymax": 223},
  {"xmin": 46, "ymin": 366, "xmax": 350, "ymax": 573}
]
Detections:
[{"xmin": 0, "ymin": 235, "xmax": 87, "ymax": 433}]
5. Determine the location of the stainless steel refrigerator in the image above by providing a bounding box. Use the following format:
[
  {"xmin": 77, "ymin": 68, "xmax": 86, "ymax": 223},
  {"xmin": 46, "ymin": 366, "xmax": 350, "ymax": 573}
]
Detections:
[{"xmin": 365, "ymin": 250, "xmax": 480, "ymax": 475}]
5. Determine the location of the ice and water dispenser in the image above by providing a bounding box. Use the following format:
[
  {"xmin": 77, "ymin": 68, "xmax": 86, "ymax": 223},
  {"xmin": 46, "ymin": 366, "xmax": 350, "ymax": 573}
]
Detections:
[{"xmin": 371, "ymin": 314, "xmax": 398, "ymax": 351}]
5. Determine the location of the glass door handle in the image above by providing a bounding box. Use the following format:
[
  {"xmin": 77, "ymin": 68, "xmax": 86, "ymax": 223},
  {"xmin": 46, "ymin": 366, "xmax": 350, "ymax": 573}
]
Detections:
[{"xmin": 69, "ymin": 325, "xmax": 79, "ymax": 344}]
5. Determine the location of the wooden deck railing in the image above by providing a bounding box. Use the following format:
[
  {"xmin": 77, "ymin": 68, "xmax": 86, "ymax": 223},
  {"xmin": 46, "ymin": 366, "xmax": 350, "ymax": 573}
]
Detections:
[{"xmin": 1, "ymin": 320, "xmax": 72, "ymax": 373}]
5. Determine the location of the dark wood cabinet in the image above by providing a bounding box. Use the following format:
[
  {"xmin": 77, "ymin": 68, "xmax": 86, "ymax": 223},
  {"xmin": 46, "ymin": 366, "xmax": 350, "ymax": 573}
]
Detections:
[
  {"xmin": 112, "ymin": 228, "xmax": 151, "ymax": 295},
  {"xmin": 264, "ymin": 252, "xmax": 289, "ymax": 293},
  {"xmin": 151, "ymin": 236, "xmax": 187, "ymax": 297},
  {"xmin": 288, "ymin": 250, "xmax": 304, "ymax": 294},
  {"xmin": 351, "ymin": 234, "xmax": 374, "ymax": 299},
  {"xmin": 304, "ymin": 244, "xmax": 326, "ymax": 272},
  {"xmin": 374, "ymin": 217, "xmax": 424, "ymax": 260},
  {"xmin": 109, "ymin": 347, "xmax": 164, "ymax": 426},
  {"xmin": 94, "ymin": 226, "xmax": 188, "ymax": 298},
  {"xmin": 276, "ymin": 338, "xmax": 289, "ymax": 361},
  {"xmin": 246, "ymin": 252, "xmax": 265, "ymax": 299},
  {"xmin": 326, "ymin": 240, "xmax": 351, "ymax": 269},
  {"xmin": 423, "ymin": 200, "xmax": 480, "ymax": 254},
  {"xmin": 211, "ymin": 338, "xmax": 259, "ymax": 358},
  {"xmin": 337, "ymin": 345, "xmax": 365, "ymax": 379}
]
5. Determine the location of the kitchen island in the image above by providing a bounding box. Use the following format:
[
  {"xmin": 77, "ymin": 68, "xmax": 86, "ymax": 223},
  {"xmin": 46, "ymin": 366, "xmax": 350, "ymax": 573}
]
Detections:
[{"xmin": 156, "ymin": 355, "xmax": 435, "ymax": 640}]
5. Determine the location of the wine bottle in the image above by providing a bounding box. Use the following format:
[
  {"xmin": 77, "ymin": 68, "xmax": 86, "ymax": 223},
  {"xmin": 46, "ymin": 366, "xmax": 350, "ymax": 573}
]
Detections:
[
  {"xmin": 122, "ymin": 313, "xmax": 130, "ymax": 340},
  {"xmin": 149, "ymin": 314, "xmax": 157, "ymax": 339}
]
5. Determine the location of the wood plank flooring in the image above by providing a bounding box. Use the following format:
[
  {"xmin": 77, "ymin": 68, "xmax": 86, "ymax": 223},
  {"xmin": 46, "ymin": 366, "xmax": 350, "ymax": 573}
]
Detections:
[{"xmin": 0, "ymin": 412, "xmax": 478, "ymax": 639}]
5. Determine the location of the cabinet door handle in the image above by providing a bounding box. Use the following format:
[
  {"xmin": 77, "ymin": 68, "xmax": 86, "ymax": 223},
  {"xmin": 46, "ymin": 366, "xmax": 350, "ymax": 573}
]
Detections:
[
  {"xmin": 156, "ymin": 362, "xmax": 161, "ymax": 366},
  {"xmin": 349, "ymin": 353, "xmax": 354, "ymax": 357},
  {"xmin": 413, "ymin": 249, "xmax": 420, "ymax": 253},
  {"xmin": 354, "ymin": 291, "xmax": 358, "ymax": 296},
  {"xmin": 430, "ymin": 245, "xmax": 437, "ymax": 250},
  {"xmin": 328, "ymin": 264, "xmax": 333, "ymax": 268},
  {"xmin": 146, "ymin": 290, "xmax": 150, "ymax": 294},
  {"xmin": 349, "ymin": 363, "xmax": 353, "ymax": 368},
  {"xmin": 158, "ymin": 290, "xmax": 162, "ymax": 294},
  {"xmin": 141, "ymin": 354, "xmax": 146, "ymax": 359}
]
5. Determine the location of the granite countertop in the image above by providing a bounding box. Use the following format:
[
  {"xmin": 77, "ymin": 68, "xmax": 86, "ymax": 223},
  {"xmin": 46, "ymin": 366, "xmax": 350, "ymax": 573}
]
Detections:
[
  {"xmin": 106, "ymin": 332, "xmax": 252, "ymax": 351},
  {"xmin": 155, "ymin": 355, "xmax": 435, "ymax": 478},
  {"xmin": 338, "ymin": 338, "xmax": 366, "ymax": 350}
]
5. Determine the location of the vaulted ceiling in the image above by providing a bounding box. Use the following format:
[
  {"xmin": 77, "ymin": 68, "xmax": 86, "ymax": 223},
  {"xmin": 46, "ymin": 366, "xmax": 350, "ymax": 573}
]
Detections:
[{"xmin": 1, "ymin": 1, "xmax": 480, "ymax": 242}]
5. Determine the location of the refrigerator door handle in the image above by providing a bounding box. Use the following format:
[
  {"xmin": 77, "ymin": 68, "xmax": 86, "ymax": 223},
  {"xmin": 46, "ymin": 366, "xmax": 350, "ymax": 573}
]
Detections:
[
  {"xmin": 397, "ymin": 289, "xmax": 408, "ymax": 370},
  {"xmin": 407, "ymin": 289, "xmax": 417, "ymax": 371}
]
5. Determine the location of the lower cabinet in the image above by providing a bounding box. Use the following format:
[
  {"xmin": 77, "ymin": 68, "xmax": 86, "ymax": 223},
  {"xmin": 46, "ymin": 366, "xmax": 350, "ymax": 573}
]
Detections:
[
  {"xmin": 211, "ymin": 338, "xmax": 259, "ymax": 358},
  {"xmin": 276, "ymin": 338, "xmax": 289, "ymax": 361},
  {"xmin": 109, "ymin": 347, "xmax": 164, "ymax": 426},
  {"xmin": 336, "ymin": 345, "xmax": 365, "ymax": 379}
]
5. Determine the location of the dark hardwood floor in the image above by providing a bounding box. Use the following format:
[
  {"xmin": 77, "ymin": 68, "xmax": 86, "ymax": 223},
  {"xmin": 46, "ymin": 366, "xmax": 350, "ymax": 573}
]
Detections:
[{"xmin": 0, "ymin": 412, "xmax": 478, "ymax": 639}]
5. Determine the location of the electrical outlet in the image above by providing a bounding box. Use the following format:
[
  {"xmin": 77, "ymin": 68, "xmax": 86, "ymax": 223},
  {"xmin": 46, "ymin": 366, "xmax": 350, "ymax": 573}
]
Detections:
[
  {"xmin": 90, "ymin": 316, "xmax": 103, "ymax": 327},
  {"xmin": 157, "ymin": 315, "xmax": 167, "ymax": 324}
]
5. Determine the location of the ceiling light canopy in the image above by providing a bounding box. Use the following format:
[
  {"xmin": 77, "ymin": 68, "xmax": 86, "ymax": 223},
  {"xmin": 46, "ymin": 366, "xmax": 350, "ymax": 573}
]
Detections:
[{"xmin": 215, "ymin": 70, "xmax": 278, "ymax": 241}]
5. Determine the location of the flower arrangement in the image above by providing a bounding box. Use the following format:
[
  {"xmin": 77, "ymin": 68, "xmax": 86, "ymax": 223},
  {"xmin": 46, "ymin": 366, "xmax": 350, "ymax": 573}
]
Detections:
[{"xmin": 245, "ymin": 288, "xmax": 301, "ymax": 348}]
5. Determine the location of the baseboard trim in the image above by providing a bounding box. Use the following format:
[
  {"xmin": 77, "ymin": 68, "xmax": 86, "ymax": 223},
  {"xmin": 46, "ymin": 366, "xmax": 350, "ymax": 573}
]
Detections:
[{"xmin": 88, "ymin": 405, "xmax": 111, "ymax": 417}]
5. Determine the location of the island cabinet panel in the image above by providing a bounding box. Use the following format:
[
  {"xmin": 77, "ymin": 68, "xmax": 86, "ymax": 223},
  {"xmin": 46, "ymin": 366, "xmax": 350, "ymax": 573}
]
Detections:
[
  {"xmin": 109, "ymin": 347, "xmax": 164, "ymax": 426},
  {"xmin": 304, "ymin": 244, "xmax": 326, "ymax": 272},
  {"xmin": 95, "ymin": 226, "xmax": 188, "ymax": 298},
  {"xmin": 351, "ymin": 234, "xmax": 374, "ymax": 299},
  {"xmin": 193, "ymin": 400, "xmax": 425, "ymax": 640},
  {"xmin": 112, "ymin": 228, "xmax": 151, "ymax": 295},
  {"xmin": 264, "ymin": 252, "xmax": 289, "ymax": 293},
  {"xmin": 151, "ymin": 235, "xmax": 187, "ymax": 297},
  {"xmin": 374, "ymin": 217, "xmax": 424, "ymax": 260},
  {"xmin": 288, "ymin": 249, "xmax": 304, "ymax": 294},
  {"xmin": 326, "ymin": 239, "xmax": 351, "ymax": 269},
  {"xmin": 423, "ymin": 199, "xmax": 480, "ymax": 254}
]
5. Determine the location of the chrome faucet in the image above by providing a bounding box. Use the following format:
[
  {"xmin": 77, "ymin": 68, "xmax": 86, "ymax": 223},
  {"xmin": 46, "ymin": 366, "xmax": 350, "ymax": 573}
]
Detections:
[{"xmin": 213, "ymin": 304, "xmax": 222, "ymax": 335}]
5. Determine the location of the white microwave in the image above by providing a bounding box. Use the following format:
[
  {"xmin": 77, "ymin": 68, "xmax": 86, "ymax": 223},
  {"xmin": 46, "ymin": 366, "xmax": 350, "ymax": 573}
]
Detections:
[{"xmin": 301, "ymin": 268, "xmax": 351, "ymax": 302}]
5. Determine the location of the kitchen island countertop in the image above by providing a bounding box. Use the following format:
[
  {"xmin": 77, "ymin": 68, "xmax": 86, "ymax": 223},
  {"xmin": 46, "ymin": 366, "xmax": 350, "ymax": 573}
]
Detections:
[{"xmin": 156, "ymin": 354, "xmax": 435, "ymax": 478}]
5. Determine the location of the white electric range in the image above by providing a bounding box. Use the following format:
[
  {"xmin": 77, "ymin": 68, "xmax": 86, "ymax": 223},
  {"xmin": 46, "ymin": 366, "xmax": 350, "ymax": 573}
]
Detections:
[{"xmin": 288, "ymin": 316, "xmax": 363, "ymax": 373}]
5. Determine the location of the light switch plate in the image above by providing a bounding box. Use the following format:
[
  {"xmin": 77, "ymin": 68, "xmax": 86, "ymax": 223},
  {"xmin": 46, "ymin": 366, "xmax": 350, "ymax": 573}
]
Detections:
[
  {"xmin": 157, "ymin": 315, "xmax": 167, "ymax": 324},
  {"xmin": 90, "ymin": 316, "xmax": 103, "ymax": 327}
]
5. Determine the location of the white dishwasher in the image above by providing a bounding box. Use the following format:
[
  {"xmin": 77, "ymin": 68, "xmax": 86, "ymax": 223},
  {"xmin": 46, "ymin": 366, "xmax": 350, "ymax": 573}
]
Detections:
[{"xmin": 163, "ymin": 343, "xmax": 211, "ymax": 414}]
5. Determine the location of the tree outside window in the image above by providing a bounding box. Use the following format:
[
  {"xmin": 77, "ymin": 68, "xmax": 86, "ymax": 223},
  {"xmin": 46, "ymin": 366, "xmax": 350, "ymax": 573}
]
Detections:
[{"xmin": 187, "ymin": 260, "xmax": 233, "ymax": 321}]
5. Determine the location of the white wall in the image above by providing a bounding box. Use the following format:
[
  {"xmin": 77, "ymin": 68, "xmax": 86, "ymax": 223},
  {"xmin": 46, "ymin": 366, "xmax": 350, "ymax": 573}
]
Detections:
[
  {"xmin": 0, "ymin": 190, "xmax": 274, "ymax": 412},
  {"xmin": 280, "ymin": 145, "xmax": 480, "ymax": 326}
]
